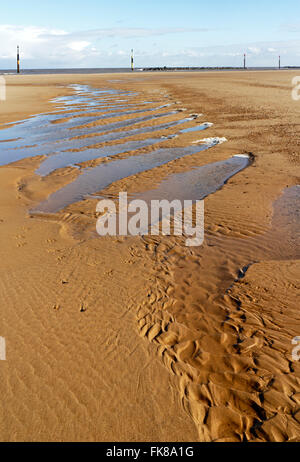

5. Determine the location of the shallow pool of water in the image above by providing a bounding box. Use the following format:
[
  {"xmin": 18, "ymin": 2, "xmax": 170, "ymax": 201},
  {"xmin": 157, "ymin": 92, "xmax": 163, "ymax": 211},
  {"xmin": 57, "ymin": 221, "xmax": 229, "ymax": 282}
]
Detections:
[{"xmin": 32, "ymin": 149, "xmax": 248, "ymax": 214}]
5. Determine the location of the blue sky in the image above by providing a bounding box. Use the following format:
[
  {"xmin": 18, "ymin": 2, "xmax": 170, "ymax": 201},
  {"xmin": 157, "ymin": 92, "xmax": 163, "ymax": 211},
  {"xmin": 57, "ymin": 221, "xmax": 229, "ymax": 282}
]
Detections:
[{"xmin": 1, "ymin": 0, "xmax": 300, "ymax": 68}]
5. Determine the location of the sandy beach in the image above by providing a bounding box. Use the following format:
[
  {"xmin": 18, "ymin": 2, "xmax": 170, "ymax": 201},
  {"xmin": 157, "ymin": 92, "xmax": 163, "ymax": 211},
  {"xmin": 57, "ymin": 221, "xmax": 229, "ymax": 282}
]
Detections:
[{"xmin": 0, "ymin": 70, "xmax": 299, "ymax": 442}]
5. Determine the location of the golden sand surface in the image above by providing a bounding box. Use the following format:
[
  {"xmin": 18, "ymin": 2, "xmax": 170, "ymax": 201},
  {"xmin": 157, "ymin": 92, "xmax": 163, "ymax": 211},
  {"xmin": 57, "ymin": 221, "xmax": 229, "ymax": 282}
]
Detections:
[{"xmin": 0, "ymin": 71, "xmax": 299, "ymax": 442}]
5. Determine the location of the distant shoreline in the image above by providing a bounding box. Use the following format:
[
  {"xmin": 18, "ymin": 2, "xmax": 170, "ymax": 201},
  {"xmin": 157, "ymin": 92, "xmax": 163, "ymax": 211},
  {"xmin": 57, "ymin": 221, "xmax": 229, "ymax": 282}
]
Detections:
[{"xmin": 1, "ymin": 66, "xmax": 300, "ymax": 75}]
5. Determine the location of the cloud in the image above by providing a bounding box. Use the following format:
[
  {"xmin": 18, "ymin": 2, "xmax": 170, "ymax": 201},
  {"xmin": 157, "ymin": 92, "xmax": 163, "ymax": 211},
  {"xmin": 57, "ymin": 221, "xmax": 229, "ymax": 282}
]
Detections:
[
  {"xmin": 133, "ymin": 40, "xmax": 300, "ymax": 67},
  {"xmin": 0, "ymin": 25, "xmax": 300, "ymax": 68},
  {"xmin": 280, "ymin": 22, "xmax": 300, "ymax": 32},
  {"xmin": 62, "ymin": 27, "xmax": 211, "ymax": 39},
  {"xmin": 247, "ymin": 46, "xmax": 261, "ymax": 54},
  {"xmin": 0, "ymin": 24, "xmax": 212, "ymax": 67},
  {"xmin": 68, "ymin": 41, "xmax": 91, "ymax": 52}
]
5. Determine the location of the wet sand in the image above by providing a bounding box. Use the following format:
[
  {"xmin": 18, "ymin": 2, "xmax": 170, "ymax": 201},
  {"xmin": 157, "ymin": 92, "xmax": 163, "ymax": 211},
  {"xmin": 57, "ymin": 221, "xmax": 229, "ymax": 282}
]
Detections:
[{"xmin": 0, "ymin": 71, "xmax": 299, "ymax": 442}]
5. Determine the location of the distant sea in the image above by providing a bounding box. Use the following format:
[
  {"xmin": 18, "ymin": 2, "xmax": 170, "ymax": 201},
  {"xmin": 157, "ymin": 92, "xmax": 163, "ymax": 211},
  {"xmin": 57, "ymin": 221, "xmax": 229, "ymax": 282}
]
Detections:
[
  {"xmin": 0, "ymin": 67, "xmax": 298, "ymax": 75},
  {"xmin": 0, "ymin": 68, "xmax": 132, "ymax": 75}
]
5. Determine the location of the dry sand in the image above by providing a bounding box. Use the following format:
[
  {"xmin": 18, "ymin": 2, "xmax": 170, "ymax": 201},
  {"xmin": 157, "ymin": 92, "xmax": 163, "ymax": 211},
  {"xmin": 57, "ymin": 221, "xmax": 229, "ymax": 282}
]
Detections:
[{"xmin": 0, "ymin": 71, "xmax": 299, "ymax": 442}]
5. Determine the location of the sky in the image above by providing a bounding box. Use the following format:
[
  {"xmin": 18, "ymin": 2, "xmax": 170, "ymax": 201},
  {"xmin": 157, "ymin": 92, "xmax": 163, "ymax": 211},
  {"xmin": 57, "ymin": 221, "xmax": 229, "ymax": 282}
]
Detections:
[{"xmin": 1, "ymin": 0, "xmax": 300, "ymax": 68}]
